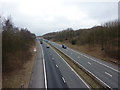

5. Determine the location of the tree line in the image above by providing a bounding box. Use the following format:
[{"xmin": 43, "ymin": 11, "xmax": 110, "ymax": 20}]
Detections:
[
  {"xmin": 43, "ymin": 20, "xmax": 119, "ymax": 60},
  {"xmin": 2, "ymin": 17, "xmax": 36, "ymax": 73}
]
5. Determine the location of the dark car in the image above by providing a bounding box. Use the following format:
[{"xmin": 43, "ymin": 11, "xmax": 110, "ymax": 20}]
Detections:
[
  {"xmin": 46, "ymin": 45, "xmax": 50, "ymax": 48},
  {"xmin": 62, "ymin": 44, "xmax": 67, "ymax": 49},
  {"xmin": 40, "ymin": 41, "xmax": 43, "ymax": 44}
]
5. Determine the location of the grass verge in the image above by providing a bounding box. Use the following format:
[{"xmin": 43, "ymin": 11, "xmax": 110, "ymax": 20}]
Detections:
[{"xmin": 47, "ymin": 42, "xmax": 111, "ymax": 90}]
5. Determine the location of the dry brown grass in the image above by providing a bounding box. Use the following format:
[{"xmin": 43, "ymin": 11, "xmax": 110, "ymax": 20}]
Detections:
[
  {"xmin": 56, "ymin": 41, "xmax": 119, "ymax": 66},
  {"xmin": 2, "ymin": 45, "xmax": 37, "ymax": 88}
]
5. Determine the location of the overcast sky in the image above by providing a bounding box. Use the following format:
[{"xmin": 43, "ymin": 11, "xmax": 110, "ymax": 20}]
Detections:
[{"xmin": 0, "ymin": 0, "xmax": 119, "ymax": 36}]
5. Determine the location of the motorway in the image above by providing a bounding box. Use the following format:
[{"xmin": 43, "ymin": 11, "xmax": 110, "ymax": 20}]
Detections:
[
  {"xmin": 48, "ymin": 41, "xmax": 120, "ymax": 89},
  {"xmin": 41, "ymin": 42, "xmax": 90, "ymax": 88}
]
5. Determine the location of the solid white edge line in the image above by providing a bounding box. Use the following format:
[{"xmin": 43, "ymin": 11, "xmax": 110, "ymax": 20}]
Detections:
[
  {"xmin": 105, "ymin": 72, "xmax": 112, "ymax": 77},
  {"xmin": 68, "ymin": 47, "xmax": 120, "ymax": 73},
  {"xmin": 40, "ymin": 44, "xmax": 47, "ymax": 89},
  {"xmin": 62, "ymin": 77, "xmax": 66, "ymax": 83},
  {"xmin": 50, "ymin": 45, "xmax": 90, "ymax": 89},
  {"xmin": 54, "ymin": 46, "xmax": 111, "ymax": 89}
]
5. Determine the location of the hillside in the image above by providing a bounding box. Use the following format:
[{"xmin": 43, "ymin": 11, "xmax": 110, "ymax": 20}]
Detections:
[{"xmin": 43, "ymin": 20, "xmax": 119, "ymax": 65}]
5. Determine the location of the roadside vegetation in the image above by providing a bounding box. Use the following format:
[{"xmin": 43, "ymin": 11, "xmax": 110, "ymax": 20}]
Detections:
[
  {"xmin": 43, "ymin": 20, "xmax": 119, "ymax": 65},
  {"xmin": 1, "ymin": 16, "xmax": 36, "ymax": 88}
]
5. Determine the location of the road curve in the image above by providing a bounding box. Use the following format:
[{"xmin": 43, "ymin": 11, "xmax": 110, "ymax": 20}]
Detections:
[
  {"xmin": 42, "ymin": 42, "xmax": 90, "ymax": 88},
  {"xmin": 49, "ymin": 41, "xmax": 120, "ymax": 89}
]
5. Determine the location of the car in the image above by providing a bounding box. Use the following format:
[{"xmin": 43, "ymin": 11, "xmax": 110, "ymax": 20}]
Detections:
[
  {"xmin": 40, "ymin": 41, "xmax": 43, "ymax": 44},
  {"xmin": 45, "ymin": 39, "xmax": 48, "ymax": 42},
  {"xmin": 62, "ymin": 44, "xmax": 67, "ymax": 49},
  {"xmin": 46, "ymin": 45, "xmax": 50, "ymax": 48}
]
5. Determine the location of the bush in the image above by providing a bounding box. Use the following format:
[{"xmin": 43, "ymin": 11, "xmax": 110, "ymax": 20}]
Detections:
[
  {"xmin": 70, "ymin": 39, "xmax": 76, "ymax": 45},
  {"xmin": 43, "ymin": 20, "xmax": 119, "ymax": 60},
  {"xmin": 2, "ymin": 18, "xmax": 36, "ymax": 73}
]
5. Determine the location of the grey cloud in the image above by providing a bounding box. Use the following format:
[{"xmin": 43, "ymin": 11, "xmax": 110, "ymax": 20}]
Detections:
[{"xmin": 0, "ymin": 0, "xmax": 118, "ymax": 35}]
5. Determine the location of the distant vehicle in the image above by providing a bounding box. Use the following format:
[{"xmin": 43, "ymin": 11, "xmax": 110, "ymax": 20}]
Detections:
[
  {"xmin": 62, "ymin": 44, "xmax": 67, "ymax": 49},
  {"xmin": 46, "ymin": 45, "xmax": 50, "ymax": 48},
  {"xmin": 40, "ymin": 41, "xmax": 43, "ymax": 44},
  {"xmin": 45, "ymin": 39, "xmax": 48, "ymax": 42}
]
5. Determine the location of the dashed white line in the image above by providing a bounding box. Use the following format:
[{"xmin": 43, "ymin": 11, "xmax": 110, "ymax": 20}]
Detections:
[
  {"xmin": 56, "ymin": 65, "xmax": 58, "ymax": 68},
  {"xmin": 105, "ymin": 72, "xmax": 112, "ymax": 77},
  {"xmin": 84, "ymin": 55, "xmax": 90, "ymax": 59},
  {"xmin": 90, "ymin": 58, "xmax": 120, "ymax": 73},
  {"xmin": 50, "ymin": 46, "xmax": 90, "ymax": 88},
  {"xmin": 62, "ymin": 77, "xmax": 66, "ymax": 83},
  {"xmin": 88, "ymin": 62, "xmax": 91, "ymax": 65},
  {"xmin": 56, "ymin": 47, "xmax": 111, "ymax": 89},
  {"xmin": 68, "ymin": 47, "xmax": 120, "ymax": 73}
]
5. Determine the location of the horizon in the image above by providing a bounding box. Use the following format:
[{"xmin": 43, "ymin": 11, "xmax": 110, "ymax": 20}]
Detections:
[{"xmin": 0, "ymin": 0, "xmax": 118, "ymax": 36}]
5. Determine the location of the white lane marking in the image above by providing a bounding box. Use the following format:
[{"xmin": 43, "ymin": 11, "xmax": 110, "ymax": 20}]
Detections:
[
  {"xmin": 68, "ymin": 48, "xmax": 120, "ymax": 73},
  {"xmin": 40, "ymin": 44, "xmax": 47, "ymax": 89},
  {"xmin": 89, "ymin": 58, "xmax": 93, "ymax": 60},
  {"xmin": 87, "ymin": 56, "xmax": 90, "ymax": 59},
  {"xmin": 105, "ymin": 72, "xmax": 112, "ymax": 77},
  {"xmin": 50, "ymin": 46, "xmax": 90, "ymax": 89},
  {"xmin": 56, "ymin": 65, "xmax": 58, "ymax": 68},
  {"xmin": 90, "ymin": 58, "xmax": 120, "ymax": 73},
  {"xmin": 56, "ymin": 47, "xmax": 111, "ymax": 89},
  {"xmin": 62, "ymin": 77, "xmax": 66, "ymax": 83},
  {"xmin": 88, "ymin": 62, "xmax": 91, "ymax": 65},
  {"xmin": 52, "ymin": 58, "xmax": 54, "ymax": 60},
  {"xmin": 84, "ymin": 55, "xmax": 90, "ymax": 59},
  {"xmin": 78, "ymin": 56, "xmax": 80, "ymax": 58}
]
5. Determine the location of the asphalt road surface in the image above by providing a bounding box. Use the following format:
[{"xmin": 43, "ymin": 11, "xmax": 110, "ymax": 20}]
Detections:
[
  {"xmin": 42, "ymin": 42, "xmax": 90, "ymax": 89},
  {"xmin": 49, "ymin": 41, "xmax": 120, "ymax": 89}
]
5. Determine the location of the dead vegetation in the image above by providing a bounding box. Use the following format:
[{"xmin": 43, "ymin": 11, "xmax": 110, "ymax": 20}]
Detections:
[
  {"xmin": 43, "ymin": 20, "xmax": 119, "ymax": 65},
  {"xmin": 2, "ymin": 17, "xmax": 36, "ymax": 88}
]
